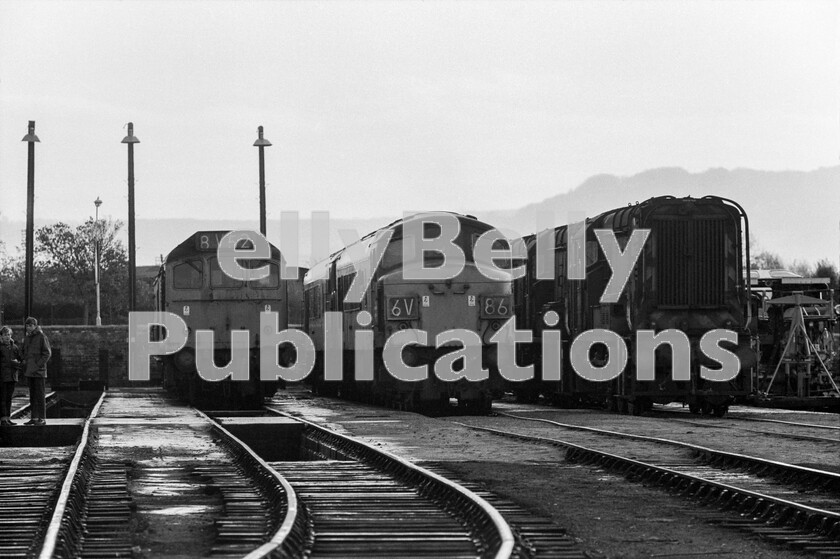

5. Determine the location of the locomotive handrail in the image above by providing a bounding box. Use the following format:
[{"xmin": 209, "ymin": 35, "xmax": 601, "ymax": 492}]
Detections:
[{"xmin": 703, "ymin": 195, "xmax": 752, "ymax": 333}]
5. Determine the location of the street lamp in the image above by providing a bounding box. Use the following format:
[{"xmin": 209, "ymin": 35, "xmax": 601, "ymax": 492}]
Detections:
[
  {"xmin": 94, "ymin": 197, "xmax": 102, "ymax": 326},
  {"xmin": 121, "ymin": 123, "xmax": 140, "ymax": 312},
  {"xmin": 22, "ymin": 121, "xmax": 40, "ymax": 319},
  {"xmin": 253, "ymin": 126, "xmax": 272, "ymax": 237}
]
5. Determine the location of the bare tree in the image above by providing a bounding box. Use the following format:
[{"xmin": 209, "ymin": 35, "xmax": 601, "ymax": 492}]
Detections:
[{"xmin": 751, "ymin": 250, "xmax": 785, "ymax": 270}]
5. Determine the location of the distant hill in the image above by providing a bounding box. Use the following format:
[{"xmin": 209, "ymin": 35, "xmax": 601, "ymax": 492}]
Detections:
[
  {"xmin": 1, "ymin": 166, "xmax": 837, "ymax": 267},
  {"xmin": 479, "ymin": 166, "xmax": 840, "ymax": 268}
]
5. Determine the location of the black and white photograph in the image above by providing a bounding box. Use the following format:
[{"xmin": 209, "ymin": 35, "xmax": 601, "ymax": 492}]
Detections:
[{"xmin": 1, "ymin": 1, "xmax": 838, "ymax": 557}]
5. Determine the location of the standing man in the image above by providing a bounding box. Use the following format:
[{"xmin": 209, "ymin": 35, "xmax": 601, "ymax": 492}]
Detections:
[{"xmin": 22, "ymin": 317, "xmax": 50, "ymax": 425}]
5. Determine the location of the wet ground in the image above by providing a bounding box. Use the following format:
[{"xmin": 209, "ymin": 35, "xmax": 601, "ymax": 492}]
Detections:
[{"xmin": 93, "ymin": 391, "xmax": 233, "ymax": 558}]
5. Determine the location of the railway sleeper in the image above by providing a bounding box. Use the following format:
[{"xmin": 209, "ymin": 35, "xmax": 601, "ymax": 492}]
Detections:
[
  {"xmin": 581, "ymin": 450, "xmax": 840, "ymax": 550},
  {"xmin": 417, "ymin": 461, "xmax": 587, "ymax": 559}
]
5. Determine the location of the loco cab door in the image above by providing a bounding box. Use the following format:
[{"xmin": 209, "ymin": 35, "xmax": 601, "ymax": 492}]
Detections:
[{"xmin": 327, "ymin": 260, "xmax": 338, "ymax": 312}]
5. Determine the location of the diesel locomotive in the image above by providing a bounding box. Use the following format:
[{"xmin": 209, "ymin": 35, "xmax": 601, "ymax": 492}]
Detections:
[
  {"xmin": 303, "ymin": 212, "xmax": 512, "ymax": 411},
  {"xmin": 513, "ymin": 196, "xmax": 755, "ymax": 416},
  {"xmin": 153, "ymin": 230, "xmax": 295, "ymax": 408}
]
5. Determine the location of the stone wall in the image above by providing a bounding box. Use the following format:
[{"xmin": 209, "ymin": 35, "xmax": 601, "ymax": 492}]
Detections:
[{"xmin": 9, "ymin": 325, "xmax": 134, "ymax": 387}]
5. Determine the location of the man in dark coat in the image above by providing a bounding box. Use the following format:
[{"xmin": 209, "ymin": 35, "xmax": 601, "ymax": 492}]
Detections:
[
  {"xmin": 21, "ymin": 317, "xmax": 50, "ymax": 425},
  {"xmin": 0, "ymin": 326, "xmax": 22, "ymax": 425}
]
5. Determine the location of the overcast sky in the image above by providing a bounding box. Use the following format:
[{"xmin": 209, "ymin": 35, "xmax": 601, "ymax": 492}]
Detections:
[{"xmin": 1, "ymin": 1, "xmax": 838, "ymax": 230}]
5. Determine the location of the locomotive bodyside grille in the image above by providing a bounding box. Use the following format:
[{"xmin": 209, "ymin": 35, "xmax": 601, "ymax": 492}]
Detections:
[{"xmin": 653, "ymin": 218, "xmax": 727, "ymax": 307}]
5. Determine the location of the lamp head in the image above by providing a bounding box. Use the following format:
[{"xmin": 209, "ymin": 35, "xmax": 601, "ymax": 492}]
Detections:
[
  {"xmin": 253, "ymin": 125, "xmax": 272, "ymax": 147},
  {"xmin": 121, "ymin": 122, "xmax": 140, "ymax": 144},
  {"xmin": 21, "ymin": 120, "xmax": 40, "ymax": 143}
]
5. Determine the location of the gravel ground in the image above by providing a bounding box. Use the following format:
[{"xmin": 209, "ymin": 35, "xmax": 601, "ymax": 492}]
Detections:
[
  {"xmin": 479, "ymin": 401, "xmax": 840, "ymax": 473},
  {"xmin": 271, "ymin": 387, "xmax": 817, "ymax": 558}
]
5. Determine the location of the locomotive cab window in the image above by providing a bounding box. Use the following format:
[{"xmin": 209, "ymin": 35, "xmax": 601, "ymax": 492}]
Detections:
[
  {"xmin": 208, "ymin": 257, "xmax": 243, "ymax": 288},
  {"xmin": 381, "ymin": 237, "xmax": 447, "ymax": 271},
  {"xmin": 490, "ymin": 237, "xmax": 521, "ymax": 270},
  {"xmin": 380, "ymin": 222, "xmax": 504, "ymax": 273},
  {"xmin": 338, "ymin": 272, "xmax": 361, "ymax": 312},
  {"xmin": 246, "ymin": 261, "xmax": 279, "ymax": 288},
  {"xmin": 172, "ymin": 260, "xmax": 203, "ymax": 289}
]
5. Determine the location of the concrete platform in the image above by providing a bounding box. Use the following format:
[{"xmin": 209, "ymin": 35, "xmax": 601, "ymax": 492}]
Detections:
[
  {"xmin": 216, "ymin": 416, "xmax": 303, "ymax": 461},
  {"xmin": 0, "ymin": 418, "xmax": 84, "ymax": 447}
]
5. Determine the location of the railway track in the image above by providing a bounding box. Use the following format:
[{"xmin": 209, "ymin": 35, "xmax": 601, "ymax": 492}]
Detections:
[
  {"xmin": 10, "ymin": 387, "xmax": 519, "ymax": 557},
  {"xmin": 9, "ymin": 390, "xmax": 59, "ymax": 422},
  {"xmin": 736, "ymin": 416, "xmax": 840, "ymax": 430},
  {"xmin": 451, "ymin": 412, "xmax": 840, "ymax": 555},
  {"xmin": 264, "ymin": 407, "xmax": 517, "ymax": 558},
  {"xmin": 0, "ymin": 446, "xmax": 77, "ymax": 557},
  {"xmin": 267, "ymin": 389, "xmax": 593, "ymax": 558},
  {"xmin": 648, "ymin": 405, "xmax": 840, "ymax": 444},
  {"xmin": 651, "ymin": 404, "xmax": 840, "ymax": 429},
  {"xmin": 650, "ymin": 416, "xmax": 840, "ymax": 445},
  {"xmin": 2, "ymin": 388, "xmax": 307, "ymax": 558},
  {"xmin": 492, "ymin": 401, "xmax": 839, "ymax": 473}
]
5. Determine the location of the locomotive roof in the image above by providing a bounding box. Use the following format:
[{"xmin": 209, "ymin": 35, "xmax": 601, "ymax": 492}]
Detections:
[
  {"xmin": 304, "ymin": 212, "xmax": 495, "ymax": 282},
  {"xmin": 366, "ymin": 211, "xmax": 487, "ymax": 237},
  {"xmin": 525, "ymin": 195, "xmax": 744, "ymax": 249},
  {"xmin": 590, "ymin": 195, "xmax": 741, "ymax": 229},
  {"xmin": 163, "ymin": 230, "xmax": 284, "ymax": 265},
  {"xmin": 325, "ymin": 211, "xmax": 491, "ymax": 258}
]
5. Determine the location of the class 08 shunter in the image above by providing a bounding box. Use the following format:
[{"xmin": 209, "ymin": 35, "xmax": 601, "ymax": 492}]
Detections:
[{"xmin": 513, "ymin": 195, "xmax": 755, "ymax": 416}]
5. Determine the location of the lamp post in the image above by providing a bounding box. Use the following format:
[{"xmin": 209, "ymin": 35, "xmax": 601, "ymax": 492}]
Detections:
[
  {"xmin": 94, "ymin": 197, "xmax": 102, "ymax": 326},
  {"xmin": 22, "ymin": 121, "xmax": 40, "ymax": 319},
  {"xmin": 253, "ymin": 126, "xmax": 272, "ymax": 237},
  {"xmin": 121, "ymin": 123, "xmax": 140, "ymax": 312}
]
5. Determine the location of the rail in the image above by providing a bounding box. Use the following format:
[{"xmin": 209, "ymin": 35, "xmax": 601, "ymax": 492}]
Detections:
[
  {"xmin": 267, "ymin": 407, "xmax": 516, "ymax": 558},
  {"xmin": 37, "ymin": 391, "xmax": 106, "ymax": 558},
  {"xmin": 454, "ymin": 420, "xmax": 840, "ymax": 544},
  {"xmin": 496, "ymin": 411, "xmax": 840, "ymax": 490},
  {"xmin": 197, "ymin": 409, "xmax": 312, "ymax": 559}
]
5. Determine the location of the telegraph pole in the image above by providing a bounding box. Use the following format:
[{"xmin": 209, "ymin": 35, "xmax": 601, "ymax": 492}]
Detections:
[
  {"xmin": 22, "ymin": 121, "xmax": 40, "ymax": 319},
  {"xmin": 121, "ymin": 123, "xmax": 140, "ymax": 312},
  {"xmin": 253, "ymin": 126, "xmax": 272, "ymax": 236}
]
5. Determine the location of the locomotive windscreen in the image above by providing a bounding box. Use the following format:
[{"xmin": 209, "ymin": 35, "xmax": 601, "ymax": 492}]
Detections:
[
  {"xmin": 653, "ymin": 217, "xmax": 728, "ymax": 308},
  {"xmin": 379, "ymin": 221, "xmax": 494, "ymax": 273}
]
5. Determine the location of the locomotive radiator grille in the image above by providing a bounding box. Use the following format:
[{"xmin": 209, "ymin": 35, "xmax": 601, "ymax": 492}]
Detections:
[{"xmin": 653, "ymin": 218, "xmax": 727, "ymax": 307}]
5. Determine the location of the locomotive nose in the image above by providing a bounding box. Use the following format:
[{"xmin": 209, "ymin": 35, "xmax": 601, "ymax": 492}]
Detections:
[
  {"xmin": 484, "ymin": 345, "xmax": 498, "ymax": 369},
  {"xmin": 174, "ymin": 348, "xmax": 196, "ymax": 373}
]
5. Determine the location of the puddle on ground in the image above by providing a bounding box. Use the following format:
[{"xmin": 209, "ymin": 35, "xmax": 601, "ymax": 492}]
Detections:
[
  {"xmin": 147, "ymin": 504, "xmax": 218, "ymax": 516},
  {"xmin": 132, "ymin": 481, "xmax": 205, "ymax": 497},
  {"xmin": 342, "ymin": 420, "xmax": 403, "ymax": 424}
]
